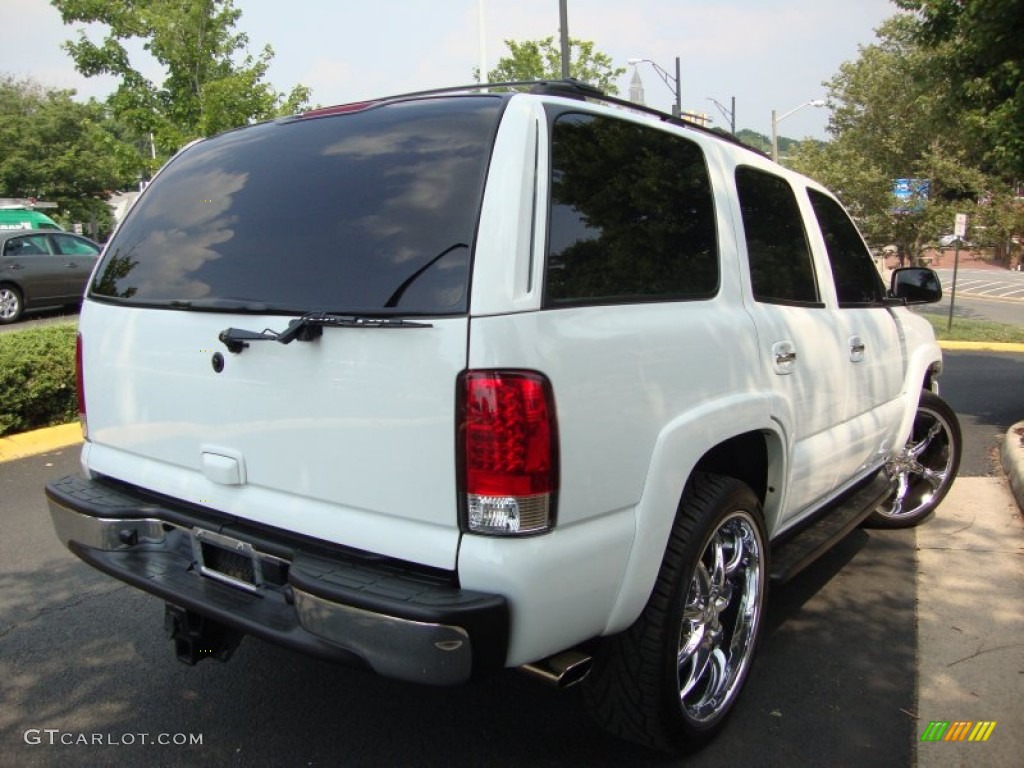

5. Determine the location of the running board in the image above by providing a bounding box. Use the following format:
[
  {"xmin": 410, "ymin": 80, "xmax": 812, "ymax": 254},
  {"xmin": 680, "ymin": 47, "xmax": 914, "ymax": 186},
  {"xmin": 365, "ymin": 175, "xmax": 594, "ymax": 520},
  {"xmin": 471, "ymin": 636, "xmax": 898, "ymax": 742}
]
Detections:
[{"xmin": 769, "ymin": 474, "xmax": 894, "ymax": 584}]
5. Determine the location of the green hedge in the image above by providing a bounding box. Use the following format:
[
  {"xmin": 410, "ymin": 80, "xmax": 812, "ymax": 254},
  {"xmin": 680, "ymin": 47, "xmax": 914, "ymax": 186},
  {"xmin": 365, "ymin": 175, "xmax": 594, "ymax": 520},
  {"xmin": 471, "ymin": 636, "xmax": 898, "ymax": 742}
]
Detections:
[{"xmin": 0, "ymin": 324, "xmax": 78, "ymax": 436}]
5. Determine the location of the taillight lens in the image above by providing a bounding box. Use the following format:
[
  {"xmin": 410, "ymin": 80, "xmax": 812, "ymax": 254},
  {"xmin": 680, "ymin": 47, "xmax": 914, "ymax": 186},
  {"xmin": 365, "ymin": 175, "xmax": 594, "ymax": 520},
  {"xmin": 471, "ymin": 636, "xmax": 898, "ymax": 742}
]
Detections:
[
  {"xmin": 458, "ymin": 371, "xmax": 558, "ymax": 535},
  {"xmin": 75, "ymin": 332, "xmax": 87, "ymax": 439}
]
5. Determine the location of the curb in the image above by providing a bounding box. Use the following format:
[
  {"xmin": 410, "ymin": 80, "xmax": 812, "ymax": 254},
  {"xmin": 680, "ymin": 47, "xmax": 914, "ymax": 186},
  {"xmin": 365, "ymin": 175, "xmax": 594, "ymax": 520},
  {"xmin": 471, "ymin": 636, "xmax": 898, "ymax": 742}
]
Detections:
[
  {"xmin": 1002, "ymin": 422, "xmax": 1024, "ymax": 514},
  {"xmin": 0, "ymin": 422, "xmax": 82, "ymax": 462},
  {"xmin": 937, "ymin": 341, "xmax": 1024, "ymax": 353}
]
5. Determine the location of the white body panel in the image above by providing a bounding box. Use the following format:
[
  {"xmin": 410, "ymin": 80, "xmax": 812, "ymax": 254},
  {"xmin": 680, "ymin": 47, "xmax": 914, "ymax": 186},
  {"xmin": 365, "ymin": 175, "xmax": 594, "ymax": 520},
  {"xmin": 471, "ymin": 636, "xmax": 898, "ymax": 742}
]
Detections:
[{"xmin": 78, "ymin": 303, "xmax": 467, "ymax": 569}]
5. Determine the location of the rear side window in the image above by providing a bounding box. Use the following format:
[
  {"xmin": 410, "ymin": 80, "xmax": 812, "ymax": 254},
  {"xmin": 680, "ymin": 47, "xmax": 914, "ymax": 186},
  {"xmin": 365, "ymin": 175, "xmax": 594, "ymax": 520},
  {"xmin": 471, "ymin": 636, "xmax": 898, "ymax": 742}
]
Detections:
[
  {"xmin": 51, "ymin": 234, "xmax": 99, "ymax": 256},
  {"xmin": 807, "ymin": 189, "xmax": 885, "ymax": 306},
  {"xmin": 545, "ymin": 112, "xmax": 718, "ymax": 306},
  {"xmin": 735, "ymin": 167, "xmax": 819, "ymax": 305},
  {"xmin": 91, "ymin": 97, "xmax": 504, "ymax": 314}
]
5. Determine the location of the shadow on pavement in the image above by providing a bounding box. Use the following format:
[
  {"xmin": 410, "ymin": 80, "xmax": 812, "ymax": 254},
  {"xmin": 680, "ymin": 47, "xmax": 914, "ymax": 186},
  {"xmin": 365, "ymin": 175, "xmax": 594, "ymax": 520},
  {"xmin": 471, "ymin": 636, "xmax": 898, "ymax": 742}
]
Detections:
[{"xmin": 2, "ymin": 526, "xmax": 917, "ymax": 768}]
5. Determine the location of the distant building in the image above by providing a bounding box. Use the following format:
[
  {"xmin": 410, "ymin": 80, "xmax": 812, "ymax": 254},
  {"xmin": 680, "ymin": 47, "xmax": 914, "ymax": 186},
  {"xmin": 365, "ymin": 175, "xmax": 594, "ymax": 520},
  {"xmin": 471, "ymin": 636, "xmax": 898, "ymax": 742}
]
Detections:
[{"xmin": 629, "ymin": 68, "xmax": 645, "ymax": 106}]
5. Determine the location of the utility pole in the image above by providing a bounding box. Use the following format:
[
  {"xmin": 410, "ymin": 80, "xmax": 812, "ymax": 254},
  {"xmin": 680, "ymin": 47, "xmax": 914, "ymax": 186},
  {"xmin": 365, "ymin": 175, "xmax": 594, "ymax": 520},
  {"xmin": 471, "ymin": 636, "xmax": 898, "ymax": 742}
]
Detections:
[
  {"xmin": 559, "ymin": 0, "xmax": 570, "ymax": 79},
  {"xmin": 478, "ymin": 0, "xmax": 487, "ymax": 87}
]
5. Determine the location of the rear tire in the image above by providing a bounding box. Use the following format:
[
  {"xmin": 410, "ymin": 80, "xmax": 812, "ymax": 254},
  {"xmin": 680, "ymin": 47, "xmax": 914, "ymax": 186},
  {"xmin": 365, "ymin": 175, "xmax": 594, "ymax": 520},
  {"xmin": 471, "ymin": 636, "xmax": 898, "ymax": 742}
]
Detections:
[{"xmin": 582, "ymin": 473, "xmax": 767, "ymax": 752}]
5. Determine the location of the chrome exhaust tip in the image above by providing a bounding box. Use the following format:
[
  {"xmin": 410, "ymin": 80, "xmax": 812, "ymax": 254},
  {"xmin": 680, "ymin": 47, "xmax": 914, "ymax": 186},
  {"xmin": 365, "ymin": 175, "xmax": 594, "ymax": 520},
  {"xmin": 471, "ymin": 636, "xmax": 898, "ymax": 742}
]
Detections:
[{"xmin": 519, "ymin": 650, "xmax": 592, "ymax": 688}]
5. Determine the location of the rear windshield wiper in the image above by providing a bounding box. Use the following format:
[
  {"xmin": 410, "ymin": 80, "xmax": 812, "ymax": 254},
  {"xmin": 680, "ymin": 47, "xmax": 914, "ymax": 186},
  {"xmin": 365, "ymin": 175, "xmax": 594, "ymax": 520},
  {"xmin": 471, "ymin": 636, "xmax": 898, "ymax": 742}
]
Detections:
[{"xmin": 219, "ymin": 312, "xmax": 433, "ymax": 354}]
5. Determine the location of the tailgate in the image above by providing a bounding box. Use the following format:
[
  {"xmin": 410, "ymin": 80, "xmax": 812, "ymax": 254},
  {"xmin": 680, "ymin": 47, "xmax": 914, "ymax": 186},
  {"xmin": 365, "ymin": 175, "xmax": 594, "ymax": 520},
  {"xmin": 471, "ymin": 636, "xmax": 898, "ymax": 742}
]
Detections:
[{"xmin": 78, "ymin": 303, "xmax": 467, "ymax": 569}]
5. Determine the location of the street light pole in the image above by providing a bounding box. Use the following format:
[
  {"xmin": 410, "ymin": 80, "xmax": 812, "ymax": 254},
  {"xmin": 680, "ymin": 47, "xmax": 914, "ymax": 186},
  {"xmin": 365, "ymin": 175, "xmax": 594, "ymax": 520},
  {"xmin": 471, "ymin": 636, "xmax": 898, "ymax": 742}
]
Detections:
[
  {"xmin": 771, "ymin": 109, "xmax": 778, "ymax": 161},
  {"xmin": 771, "ymin": 99, "xmax": 826, "ymax": 162},
  {"xmin": 673, "ymin": 56, "xmax": 681, "ymax": 117},
  {"xmin": 707, "ymin": 96, "xmax": 736, "ymax": 134},
  {"xmin": 628, "ymin": 56, "xmax": 681, "ymax": 117}
]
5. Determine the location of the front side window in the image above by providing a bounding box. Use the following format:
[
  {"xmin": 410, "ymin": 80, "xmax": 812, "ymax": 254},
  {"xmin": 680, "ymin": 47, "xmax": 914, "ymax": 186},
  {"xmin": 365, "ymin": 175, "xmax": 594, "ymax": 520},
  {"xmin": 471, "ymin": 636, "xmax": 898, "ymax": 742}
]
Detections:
[
  {"xmin": 735, "ymin": 167, "xmax": 819, "ymax": 305},
  {"xmin": 3, "ymin": 234, "xmax": 51, "ymax": 257},
  {"xmin": 545, "ymin": 112, "xmax": 718, "ymax": 306},
  {"xmin": 91, "ymin": 96, "xmax": 504, "ymax": 314},
  {"xmin": 807, "ymin": 189, "xmax": 884, "ymax": 306}
]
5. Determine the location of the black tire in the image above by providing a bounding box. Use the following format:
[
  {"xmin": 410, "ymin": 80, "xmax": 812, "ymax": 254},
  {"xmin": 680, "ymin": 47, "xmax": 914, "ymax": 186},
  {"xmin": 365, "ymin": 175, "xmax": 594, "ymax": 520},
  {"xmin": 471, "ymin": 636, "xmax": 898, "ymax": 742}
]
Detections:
[
  {"xmin": 866, "ymin": 390, "xmax": 961, "ymax": 529},
  {"xmin": 0, "ymin": 284, "xmax": 23, "ymax": 324},
  {"xmin": 582, "ymin": 472, "xmax": 768, "ymax": 752}
]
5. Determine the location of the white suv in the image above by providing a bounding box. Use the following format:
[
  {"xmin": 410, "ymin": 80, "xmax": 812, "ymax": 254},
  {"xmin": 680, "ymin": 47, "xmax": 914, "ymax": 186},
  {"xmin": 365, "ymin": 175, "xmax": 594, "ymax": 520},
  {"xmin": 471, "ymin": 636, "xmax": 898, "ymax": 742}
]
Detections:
[{"xmin": 46, "ymin": 82, "xmax": 960, "ymax": 752}]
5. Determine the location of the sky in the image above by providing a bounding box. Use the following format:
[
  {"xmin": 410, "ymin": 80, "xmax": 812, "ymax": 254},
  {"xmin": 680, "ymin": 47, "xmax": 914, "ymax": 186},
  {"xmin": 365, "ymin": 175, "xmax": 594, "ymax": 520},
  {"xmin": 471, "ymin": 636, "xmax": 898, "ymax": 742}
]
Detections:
[{"xmin": 1, "ymin": 0, "xmax": 901, "ymax": 141}]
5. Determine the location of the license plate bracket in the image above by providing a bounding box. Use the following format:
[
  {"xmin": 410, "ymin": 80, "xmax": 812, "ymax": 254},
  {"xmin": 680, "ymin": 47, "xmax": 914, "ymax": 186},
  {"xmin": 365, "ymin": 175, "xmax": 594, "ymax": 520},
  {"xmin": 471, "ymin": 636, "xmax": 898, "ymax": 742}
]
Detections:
[{"xmin": 191, "ymin": 528, "xmax": 262, "ymax": 593}]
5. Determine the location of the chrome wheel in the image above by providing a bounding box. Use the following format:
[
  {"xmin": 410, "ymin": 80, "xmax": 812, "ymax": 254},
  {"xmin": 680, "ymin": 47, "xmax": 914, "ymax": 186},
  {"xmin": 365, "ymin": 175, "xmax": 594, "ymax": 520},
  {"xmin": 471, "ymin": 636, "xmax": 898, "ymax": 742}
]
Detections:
[
  {"xmin": 869, "ymin": 390, "xmax": 961, "ymax": 528},
  {"xmin": 677, "ymin": 510, "xmax": 764, "ymax": 722},
  {"xmin": 582, "ymin": 474, "xmax": 767, "ymax": 751},
  {"xmin": 0, "ymin": 285, "xmax": 22, "ymax": 324}
]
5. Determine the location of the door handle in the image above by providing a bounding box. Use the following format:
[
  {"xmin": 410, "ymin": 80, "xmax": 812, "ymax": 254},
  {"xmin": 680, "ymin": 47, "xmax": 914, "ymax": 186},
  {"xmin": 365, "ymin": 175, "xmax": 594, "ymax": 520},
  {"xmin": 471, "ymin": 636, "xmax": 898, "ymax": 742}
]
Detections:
[
  {"xmin": 771, "ymin": 341, "xmax": 798, "ymax": 374},
  {"xmin": 849, "ymin": 335, "xmax": 866, "ymax": 362}
]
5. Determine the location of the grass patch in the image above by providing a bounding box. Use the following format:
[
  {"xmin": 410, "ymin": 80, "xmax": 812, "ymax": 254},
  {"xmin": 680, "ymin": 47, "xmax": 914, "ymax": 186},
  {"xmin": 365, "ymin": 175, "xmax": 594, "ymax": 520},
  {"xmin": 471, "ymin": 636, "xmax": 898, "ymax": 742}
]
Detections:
[
  {"xmin": 0, "ymin": 324, "xmax": 77, "ymax": 436},
  {"xmin": 915, "ymin": 310, "xmax": 1024, "ymax": 343}
]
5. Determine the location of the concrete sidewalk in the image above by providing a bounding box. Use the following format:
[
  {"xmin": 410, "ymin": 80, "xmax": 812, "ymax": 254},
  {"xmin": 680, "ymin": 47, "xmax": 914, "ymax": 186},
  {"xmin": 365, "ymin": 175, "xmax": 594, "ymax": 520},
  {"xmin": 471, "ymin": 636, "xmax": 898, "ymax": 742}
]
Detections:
[{"xmin": 915, "ymin": 474, "xmax": 1024, "ymax": 766}]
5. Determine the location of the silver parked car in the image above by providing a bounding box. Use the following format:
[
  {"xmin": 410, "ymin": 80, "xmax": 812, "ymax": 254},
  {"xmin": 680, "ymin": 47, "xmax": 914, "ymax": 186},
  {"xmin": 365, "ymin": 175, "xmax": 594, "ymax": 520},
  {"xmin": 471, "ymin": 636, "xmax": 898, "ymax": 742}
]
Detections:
[{"xmin": 0, "ymin": 230, "xmax": 101, "ymax": 323}]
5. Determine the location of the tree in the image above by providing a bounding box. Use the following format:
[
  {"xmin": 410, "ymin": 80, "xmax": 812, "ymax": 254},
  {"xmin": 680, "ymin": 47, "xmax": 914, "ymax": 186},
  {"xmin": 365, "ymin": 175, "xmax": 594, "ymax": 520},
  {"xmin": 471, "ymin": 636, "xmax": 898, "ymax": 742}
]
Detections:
[
  {"xmin": 0, "ymin": 76, "xmax": 141, "ymax": 236},
  {"xmin": 51, "ymin": 0, "xmax": 311, "ymax": 163},
  {"xmin": 788, "ymin": 13, "xmax": 1022, "ymax": 266},
  {"xmin": 895, "ymin": 0, "xmax": 1024, "ymax": 178},
  {"xmin": 481, "ymin": 37, "xmax": 625, "ymax": 94}
]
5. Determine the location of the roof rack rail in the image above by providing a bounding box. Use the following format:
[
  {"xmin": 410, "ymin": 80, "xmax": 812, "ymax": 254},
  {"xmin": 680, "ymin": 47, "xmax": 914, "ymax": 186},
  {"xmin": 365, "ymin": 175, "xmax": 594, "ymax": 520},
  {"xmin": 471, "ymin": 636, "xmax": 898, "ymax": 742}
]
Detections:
[{"xmin": 297, "ymin": 79, "xmax": 764, "ymax": 156}]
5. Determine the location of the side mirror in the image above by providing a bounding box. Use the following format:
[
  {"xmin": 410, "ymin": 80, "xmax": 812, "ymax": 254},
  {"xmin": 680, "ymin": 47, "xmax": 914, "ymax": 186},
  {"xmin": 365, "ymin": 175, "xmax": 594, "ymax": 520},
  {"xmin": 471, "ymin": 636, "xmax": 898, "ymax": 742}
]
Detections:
[{"xmin": 889, "ymin": 267, "xmax": 942, "ymax": 305}]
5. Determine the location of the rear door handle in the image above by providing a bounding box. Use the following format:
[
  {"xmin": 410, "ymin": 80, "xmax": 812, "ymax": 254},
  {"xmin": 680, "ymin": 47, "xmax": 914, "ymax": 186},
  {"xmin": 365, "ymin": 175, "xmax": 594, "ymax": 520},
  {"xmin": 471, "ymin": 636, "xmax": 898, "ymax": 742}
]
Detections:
[
  {"xmin": 771, "ymin": 341, "xmax": 797, "ymax": 374},
  {"xmin": 849, "ymin": 335, "xmax": 866, "ymax": 362}
]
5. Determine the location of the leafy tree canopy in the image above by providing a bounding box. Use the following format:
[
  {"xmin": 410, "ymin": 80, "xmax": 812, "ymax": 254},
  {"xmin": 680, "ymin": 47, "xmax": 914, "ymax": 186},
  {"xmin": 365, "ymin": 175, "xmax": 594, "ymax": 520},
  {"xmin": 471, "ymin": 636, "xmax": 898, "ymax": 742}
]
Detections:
[
  {"xmin": 788, "ymin": 12, "xmax": 1023, "ymax": 265},
  {"xmin": 895, "ymin": 0, "xmax": 1024, "ymax": 177},
  {"xmin": 482, "ymin": 37, "xmax": 625, "ymax": 94},
  {"xmin": 51, "ymin": 0, "xmax": 311, "ymax": 164},
  {"xmin": 0, "ymin": 75, "xmax": 141, "ymax": 235}
]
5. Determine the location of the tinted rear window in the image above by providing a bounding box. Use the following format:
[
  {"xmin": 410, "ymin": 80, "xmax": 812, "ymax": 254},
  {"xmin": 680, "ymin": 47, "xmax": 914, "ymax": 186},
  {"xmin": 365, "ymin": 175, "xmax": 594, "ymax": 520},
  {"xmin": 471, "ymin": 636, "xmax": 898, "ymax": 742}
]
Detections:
[{"xmin": 92, "ymin": 97, "xmax": 503, "ymax": 314}]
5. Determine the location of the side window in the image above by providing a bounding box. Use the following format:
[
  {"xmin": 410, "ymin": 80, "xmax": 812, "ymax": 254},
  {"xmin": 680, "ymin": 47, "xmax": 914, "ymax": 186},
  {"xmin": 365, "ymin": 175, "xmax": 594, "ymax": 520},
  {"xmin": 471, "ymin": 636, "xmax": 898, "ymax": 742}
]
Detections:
[
  {"xmin": 735, "ymin": 166, "xmax": 819, "ymax": 305},
  {"xmin": 545, "ymin": 112, "xmax": 718, "ymax": 306},
  {"xmin": 3, "ymin": 235, "xmax": 51, "ymax": 257},
  {"xmin": 807, "ymin": 189, "xmax": 884, "ymax": 306},
  {"xmin": 52, "ymin": 234, "xmax": 100, "ymax": 256}
]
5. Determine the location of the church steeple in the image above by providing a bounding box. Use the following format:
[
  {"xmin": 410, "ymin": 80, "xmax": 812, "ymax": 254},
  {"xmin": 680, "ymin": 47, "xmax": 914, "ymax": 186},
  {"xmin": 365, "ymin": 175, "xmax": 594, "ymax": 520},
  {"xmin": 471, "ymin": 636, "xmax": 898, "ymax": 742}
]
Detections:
[{"xmin": 629, "ymin": 67, "xmax": 645, "ymax": 106}]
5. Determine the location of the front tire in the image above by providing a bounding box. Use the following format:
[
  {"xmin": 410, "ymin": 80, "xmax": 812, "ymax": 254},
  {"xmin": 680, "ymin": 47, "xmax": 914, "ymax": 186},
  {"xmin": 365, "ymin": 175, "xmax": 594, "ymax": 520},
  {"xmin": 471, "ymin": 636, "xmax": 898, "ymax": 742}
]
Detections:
[
  {"xmin": 0, "ymin": 284, "xmax": 23, "ymax": 324},
  {"xmin": 582, "ymin": 473, "xmax": 767, "ymax": 752},
  {"xmin": 866, "ymin": 389, "xmax": 961, "ymax": 528}
]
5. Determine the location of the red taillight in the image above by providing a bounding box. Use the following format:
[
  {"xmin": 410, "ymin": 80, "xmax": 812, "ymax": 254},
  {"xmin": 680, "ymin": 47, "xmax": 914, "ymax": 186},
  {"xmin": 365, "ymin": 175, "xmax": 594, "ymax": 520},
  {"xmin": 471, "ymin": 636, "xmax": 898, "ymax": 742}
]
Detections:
[
  {"xmin": 75, "ymin": 332, "xmax": 87, "ymax": 439},
  {"xmin": 458, "ymin": 371, "xmax": 558, "ymax": 535}
]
